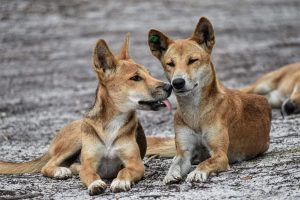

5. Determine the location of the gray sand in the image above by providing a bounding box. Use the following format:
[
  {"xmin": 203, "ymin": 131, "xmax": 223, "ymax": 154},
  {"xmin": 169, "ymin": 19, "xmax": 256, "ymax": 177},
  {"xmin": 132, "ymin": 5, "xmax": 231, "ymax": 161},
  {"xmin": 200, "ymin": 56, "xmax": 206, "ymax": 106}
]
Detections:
[{"xmin": 0, "ymin": 0, "xmax": 299, "ymax": 199}]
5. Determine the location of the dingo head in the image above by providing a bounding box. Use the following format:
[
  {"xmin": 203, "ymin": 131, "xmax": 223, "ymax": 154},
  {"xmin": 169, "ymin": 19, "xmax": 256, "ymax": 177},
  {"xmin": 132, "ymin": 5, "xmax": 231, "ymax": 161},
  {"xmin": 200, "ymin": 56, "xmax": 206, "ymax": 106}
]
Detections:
[
  {"xmin": 92, "ymin": 34, "xmax": 172, "ymax": 113},
  {"xmin": 148, "ymin": 17, "xmax": 215, "ymax": 96},
  {"xmin": 282, "ymin": 82, "xmax": 300, "ymax": 115}
]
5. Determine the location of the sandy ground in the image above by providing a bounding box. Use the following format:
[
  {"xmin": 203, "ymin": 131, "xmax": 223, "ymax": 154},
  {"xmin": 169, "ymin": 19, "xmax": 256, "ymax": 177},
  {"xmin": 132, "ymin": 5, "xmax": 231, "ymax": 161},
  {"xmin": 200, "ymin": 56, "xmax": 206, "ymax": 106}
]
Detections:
[{"xmin": 0, "ymin": 0, "xmax": 300, "ymax": 199}]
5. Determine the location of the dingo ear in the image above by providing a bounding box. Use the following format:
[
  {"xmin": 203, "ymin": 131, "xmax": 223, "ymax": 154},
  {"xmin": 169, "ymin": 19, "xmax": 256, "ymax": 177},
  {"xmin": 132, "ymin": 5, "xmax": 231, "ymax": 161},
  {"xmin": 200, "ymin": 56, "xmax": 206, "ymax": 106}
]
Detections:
[
  {"xmin": 118, "ymin": 33, "xmax": 131, "ymax": 60},
  {"xmin": 148, "ymin": 29, "xmax": 174, "ymax": 61},
  {"xmin": 93, "ymin": 39, "xmax": 117, "ymax": 73},
  {"xmin": 191, "ymin": 17, "xmax": 215, "ymax": 53}
]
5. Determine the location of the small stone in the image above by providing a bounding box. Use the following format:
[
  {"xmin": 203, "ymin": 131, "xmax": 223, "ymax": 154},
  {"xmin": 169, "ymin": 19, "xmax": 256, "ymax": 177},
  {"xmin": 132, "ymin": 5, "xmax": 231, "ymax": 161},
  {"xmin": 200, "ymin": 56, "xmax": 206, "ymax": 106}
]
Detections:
[{"xmin": 241, "ymin": 176, "xmax": 252, "ymax": 180}]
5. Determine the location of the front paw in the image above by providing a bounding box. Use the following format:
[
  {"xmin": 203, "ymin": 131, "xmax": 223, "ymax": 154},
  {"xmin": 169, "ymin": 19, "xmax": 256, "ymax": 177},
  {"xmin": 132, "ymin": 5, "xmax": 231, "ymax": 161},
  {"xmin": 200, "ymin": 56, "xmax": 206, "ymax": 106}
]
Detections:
[
  {"xmin": 88, "ymin": 180, "xmax": 107, "ymax": 196},
  {"xmin": 186, "ymin": 170, "xmax": 208, "ymax": 183},
  {"xmin": 53, "ymin": 167, "xmax": 72, "ymax": 179},
  {"xmin": 110, "ymin": 178, "xmax": 132, "ymax": 193},
  {"xmin": 163, "ymin": 169, "xmax": 182, "ymax": 184}
]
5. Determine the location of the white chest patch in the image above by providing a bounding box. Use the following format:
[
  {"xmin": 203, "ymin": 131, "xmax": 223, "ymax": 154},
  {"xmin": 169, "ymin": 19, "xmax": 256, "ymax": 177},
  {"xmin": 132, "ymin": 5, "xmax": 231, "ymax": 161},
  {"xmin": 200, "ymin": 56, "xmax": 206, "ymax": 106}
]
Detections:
[
  {"xmin": 104, "ymin": 113, "xmax": 128, "ymax": 148},
  {"xmin": 97, "ymin": 113, "xmax": 129, "ymax": 179}
]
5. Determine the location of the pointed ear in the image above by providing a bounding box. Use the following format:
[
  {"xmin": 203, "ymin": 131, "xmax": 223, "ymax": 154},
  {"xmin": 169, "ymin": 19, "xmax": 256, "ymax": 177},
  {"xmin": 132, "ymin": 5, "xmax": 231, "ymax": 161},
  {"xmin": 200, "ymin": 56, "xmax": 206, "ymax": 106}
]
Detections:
[
  {"xmin": 93, "ymin": 39, "xmax": 117, "ymax": 73},
  {"xmin": 148, "ymin": 29, "xmax": 173, "ymax": 60},
  {"xmin": 191, "ymin": 17, "xmax": 215, "ymax": 53},
  {"xmin": 118, "ymin": 33, "xmax": 131, "ymax": 60}
]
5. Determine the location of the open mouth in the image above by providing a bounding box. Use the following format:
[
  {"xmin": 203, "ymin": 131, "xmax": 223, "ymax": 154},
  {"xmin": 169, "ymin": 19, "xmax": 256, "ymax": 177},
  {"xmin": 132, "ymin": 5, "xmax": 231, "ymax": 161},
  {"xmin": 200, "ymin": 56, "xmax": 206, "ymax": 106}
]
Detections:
[{"xmin": 138, "ymin": 99, "xmax": 172, "ymax": 111}]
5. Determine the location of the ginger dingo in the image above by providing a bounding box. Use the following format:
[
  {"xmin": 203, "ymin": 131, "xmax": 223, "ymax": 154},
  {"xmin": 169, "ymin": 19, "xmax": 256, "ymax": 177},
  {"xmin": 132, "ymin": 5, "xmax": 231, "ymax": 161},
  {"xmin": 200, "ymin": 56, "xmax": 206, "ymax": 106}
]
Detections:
[
  {"xmin": 0, "ymin": 34, "xmax": 174, "ymax": 195},
  {"xmin": 148, "ymin": 17, "xmax": 271, "ymax": 184},
  {"xmin": 240, "ymin": 62, "xmax": 300, "ymax": 115}
]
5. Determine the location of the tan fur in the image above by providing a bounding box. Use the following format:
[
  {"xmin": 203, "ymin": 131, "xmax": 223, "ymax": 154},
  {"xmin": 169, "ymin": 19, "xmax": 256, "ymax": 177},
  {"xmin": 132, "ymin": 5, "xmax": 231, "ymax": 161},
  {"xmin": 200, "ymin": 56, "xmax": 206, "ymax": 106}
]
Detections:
[
  {"xmin": 0, "ymin": 154, "xmax": 50, "ymax": 174},
  {"xmin": 148, "ymin": 17, "xmax": 271, "ymax": 184},
  {"xmin": 0, "ymin": 34, "xmax": 174, "ymax": 195},
  {"xmin": 240, "ymin": 62, "xmax": 300, "ymax": 115},
  {"xmin": 146, "ymin": 137, "xmax": 175, "ymax": 157}
]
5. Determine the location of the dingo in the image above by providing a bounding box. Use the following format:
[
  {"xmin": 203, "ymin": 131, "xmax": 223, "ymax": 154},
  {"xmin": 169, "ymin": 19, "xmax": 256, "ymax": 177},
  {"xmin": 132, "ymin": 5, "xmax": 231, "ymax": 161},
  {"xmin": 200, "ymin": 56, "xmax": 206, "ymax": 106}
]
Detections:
[
  {"xmin": 0, "ymin": 34, "xmax": 174, "ymax": 195},
  {"xmin": 148, "ymin": 17, "xmax": 271, "ymax": 184},
  {"xmin": 240, "ymin": 62, "xmax": 300, "ymax": 115}
]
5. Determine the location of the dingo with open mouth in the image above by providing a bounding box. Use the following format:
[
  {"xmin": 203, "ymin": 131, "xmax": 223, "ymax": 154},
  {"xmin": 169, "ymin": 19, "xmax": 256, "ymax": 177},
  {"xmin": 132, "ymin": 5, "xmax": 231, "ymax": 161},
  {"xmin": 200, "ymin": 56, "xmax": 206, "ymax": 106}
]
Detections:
[{"xmin": 0, "ymin": 34, "xmax": 174, "ymax": 195}]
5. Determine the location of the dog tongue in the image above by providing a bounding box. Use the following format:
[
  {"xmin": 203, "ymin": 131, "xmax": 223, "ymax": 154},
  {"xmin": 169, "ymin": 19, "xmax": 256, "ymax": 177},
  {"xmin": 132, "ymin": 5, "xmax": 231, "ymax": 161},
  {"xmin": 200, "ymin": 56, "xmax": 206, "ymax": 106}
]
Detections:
[{"xmin": 162, "ymin": 99, "xmax": 172, "ymax": 111}]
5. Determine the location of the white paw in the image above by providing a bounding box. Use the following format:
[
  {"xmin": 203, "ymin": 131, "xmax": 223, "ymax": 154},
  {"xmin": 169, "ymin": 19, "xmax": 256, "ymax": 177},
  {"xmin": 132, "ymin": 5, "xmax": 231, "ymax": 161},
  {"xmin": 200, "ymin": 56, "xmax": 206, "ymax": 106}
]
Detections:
[
  {"xmin": 186, "ymin": 170, "xmax": 208, "ymax": 183},
  {"xmin": 110, "ymin": 178, "xmax": 132, "ymax": 193},
  {"xmin": 53, "ymin": 167, "xmax": 72, "ymax": 179},
  {"xmin": 88, "ymin": 180, "xmax": 107, "ymax": 196},
  {"xmin": 163, "ymin": 169, "xmax": 182, "ymax": 184}
]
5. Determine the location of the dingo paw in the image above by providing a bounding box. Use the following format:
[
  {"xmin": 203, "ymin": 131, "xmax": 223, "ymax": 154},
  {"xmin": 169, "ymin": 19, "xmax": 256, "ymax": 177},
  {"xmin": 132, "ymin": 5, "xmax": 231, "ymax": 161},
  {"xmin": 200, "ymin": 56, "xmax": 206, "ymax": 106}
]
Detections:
[
  {"xmin": 88, "ymin": 180, "xmax": 107, "ymax": 196},
  {"xmin": 53, "ymin": 167, "xmax": 72, "ymax": 179},
  {"xmin": 186, "ymin": 170, "xmax": 208, "ymax": 182},
  {"xmin": 163, "ymin": 169, "xmax": 182, "ymax": 184},
  {"xmin": 110, "ymin": 178, "xmax": 132, "ymax": 193}
]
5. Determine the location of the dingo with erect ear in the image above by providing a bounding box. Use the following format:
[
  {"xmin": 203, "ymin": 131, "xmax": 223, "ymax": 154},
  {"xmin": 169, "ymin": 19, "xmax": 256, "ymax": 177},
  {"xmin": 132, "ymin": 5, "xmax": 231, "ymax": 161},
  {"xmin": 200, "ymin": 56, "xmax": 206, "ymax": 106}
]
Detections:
[
  {"xmin": 240, "ymin": 62, "xmax": 300, "ymax": 116},
  {"xmin": 148, "ymin": 17, "xmax": 271, "ymax": 184},
  {"xmin": 0, "ymin": 34, "xmax": 175, "ymax": 195}
]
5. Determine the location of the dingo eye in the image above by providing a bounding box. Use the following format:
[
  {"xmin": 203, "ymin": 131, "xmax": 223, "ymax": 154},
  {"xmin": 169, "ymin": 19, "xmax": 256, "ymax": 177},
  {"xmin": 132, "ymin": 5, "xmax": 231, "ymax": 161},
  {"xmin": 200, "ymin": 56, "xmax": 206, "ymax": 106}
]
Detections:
[
  {"xmin": 166, "ymin": 61, "xmax": 175, "ymax": 67},
  {"xmin": 188, "ymin": 58, "xmax": 198, "ymax": 65},
  {"xmin": 130, "ymin": 75, "xmax": 143, "ymax": 81}
]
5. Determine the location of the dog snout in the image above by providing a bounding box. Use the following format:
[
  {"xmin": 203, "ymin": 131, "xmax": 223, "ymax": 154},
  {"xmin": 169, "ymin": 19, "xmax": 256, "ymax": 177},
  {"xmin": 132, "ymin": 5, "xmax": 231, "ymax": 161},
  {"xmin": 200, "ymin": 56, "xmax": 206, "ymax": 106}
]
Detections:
[
  {"xmin": 162, "ymin": 83, "xmax": 173, "ymax": 95},
  {"xmin": 153, "ymin": 83, "xmax": 172, "ymax": 99},
  {"xmin": 172, "ymin": 78, "xmax": 185, "ymax": 90},
  {"xmin": 282, "ymin": 100, "xmax": 296, "ymax": 115}
]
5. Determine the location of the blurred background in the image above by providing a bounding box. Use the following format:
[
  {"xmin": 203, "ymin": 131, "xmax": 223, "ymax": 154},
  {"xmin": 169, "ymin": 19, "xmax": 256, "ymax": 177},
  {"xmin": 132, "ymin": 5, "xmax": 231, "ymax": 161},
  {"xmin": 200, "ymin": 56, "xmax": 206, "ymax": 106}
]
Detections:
[
  {"xmin": 0, "ymin": 0, "xmax": 299, "ymax": 199},
  {"xmin": 1, "ymin": 0, "xmax": 299, "ymax": 139}
]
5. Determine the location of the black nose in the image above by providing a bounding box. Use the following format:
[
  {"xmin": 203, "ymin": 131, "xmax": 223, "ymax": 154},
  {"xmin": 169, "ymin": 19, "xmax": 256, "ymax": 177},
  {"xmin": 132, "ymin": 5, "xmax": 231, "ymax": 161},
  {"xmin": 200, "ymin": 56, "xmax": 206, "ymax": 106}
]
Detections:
[
  {"xmin": 162, "ymin": 84, "xmax": 173, "ymax": 95},
  {"xmin": 283, "ymin": 100, "xmax": 296, "ymax": 115},
  {"xmin": 172, "ymin": 78, "xmax": 185, "ymax": 90}
]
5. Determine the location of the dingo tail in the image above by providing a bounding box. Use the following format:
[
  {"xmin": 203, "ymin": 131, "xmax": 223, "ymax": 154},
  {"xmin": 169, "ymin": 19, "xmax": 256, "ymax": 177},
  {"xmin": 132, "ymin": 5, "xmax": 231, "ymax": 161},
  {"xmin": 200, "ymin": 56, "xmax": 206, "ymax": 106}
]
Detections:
[
  {"xmin": 146, "ymin": 137, "xmax": 175, "ymax": 157},
  {"xmin": 0, "ymin": 153, "xmax": 50, "ymax": 174}
]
